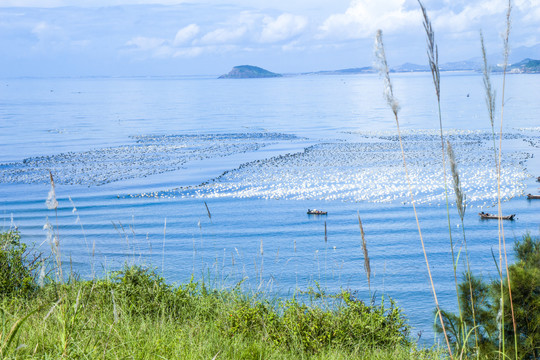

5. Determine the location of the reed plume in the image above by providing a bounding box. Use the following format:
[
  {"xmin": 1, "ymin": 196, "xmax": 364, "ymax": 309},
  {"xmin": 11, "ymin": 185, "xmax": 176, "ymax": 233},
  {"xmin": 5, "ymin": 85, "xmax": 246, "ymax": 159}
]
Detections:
[
  {"xmin": 418, "ymin": 1, "xmax": 440, "ymax": 102},
  {"xmin": 357, "ymin": 213, "xmax": 371, "ymax": 293},
  {"xmin": 480, "ymin": 32, "xmax": 496, "ymax": 130},
  {"xmin": 374, "ymin": 29, "xmax": 453, "ymax": 359},
  {"xmin": 447, "ymin": 142, "xmax": 466, "ymax": 222},
  {"xmin": 418, "ymin": 3, "xmax": 466, "ymax": 351},
  {"xmin": 374, "ymin": 31, "xmax": 399, "ymax": 118},
  {"xmin": 46, "ymin": 172, "xmax": 58, "ymax": 211},
  {"xmin": 448, "ymin": 141, "xmax": 479, "ymax": 354},
  {"xmin": 46, "ymin": 171, "xmax": 62, "ymax": 281},
  {"xmin": 496, "ymin": 2, "xmax": 518, "ymax": 357},
  {"xmin": 204, "ymin": 201, "xmax": 212, "ymax": 221}
]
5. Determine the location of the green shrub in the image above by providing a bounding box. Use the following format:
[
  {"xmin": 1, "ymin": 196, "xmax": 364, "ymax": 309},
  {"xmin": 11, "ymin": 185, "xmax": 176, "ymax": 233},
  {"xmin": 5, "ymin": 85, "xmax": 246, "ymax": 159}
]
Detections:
[
  {"xmin": 436, "ymin": 233, "xmax": 540, "ymax": 359},
  {"xmin": 0, "ymin": 231, "xmax": 40, "ymax": 298},
  {"xmin": 222, "ymin": 290, "xmax": 410, "ymax": 354}
]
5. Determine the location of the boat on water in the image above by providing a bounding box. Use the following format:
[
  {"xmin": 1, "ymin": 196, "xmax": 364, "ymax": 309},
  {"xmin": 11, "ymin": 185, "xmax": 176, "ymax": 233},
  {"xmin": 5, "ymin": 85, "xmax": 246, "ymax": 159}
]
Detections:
[
  {"xmin": 527, "ymin": 193, "xmax": 540, "ymax": 199},
  {"xmin": 307, "ymin": 209, "xmax": 327, "ymax": 215},
  {"xmin": 478, "ymin": 212, "xmax": 515, "ymax": 220}
]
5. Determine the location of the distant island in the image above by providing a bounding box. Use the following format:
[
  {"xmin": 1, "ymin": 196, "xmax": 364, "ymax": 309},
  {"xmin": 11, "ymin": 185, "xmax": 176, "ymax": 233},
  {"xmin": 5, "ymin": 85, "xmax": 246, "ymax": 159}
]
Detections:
[{"xmin": 219, "ymin": 65, "xmax": 282, "ymax": 79}]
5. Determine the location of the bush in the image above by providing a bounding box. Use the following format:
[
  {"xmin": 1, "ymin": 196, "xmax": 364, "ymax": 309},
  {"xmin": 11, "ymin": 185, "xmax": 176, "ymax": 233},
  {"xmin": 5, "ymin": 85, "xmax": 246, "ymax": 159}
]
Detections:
[
  {"xmin": 222, "ymin": 290, "xmax": 410, "ymax": 353},
  {"xmin": 436, "ymin": 233, "xmax": 540, "ymax": 359},
  {"xmin": 0, "ymin": 231, "xmax": 40, "ymax": 298}
]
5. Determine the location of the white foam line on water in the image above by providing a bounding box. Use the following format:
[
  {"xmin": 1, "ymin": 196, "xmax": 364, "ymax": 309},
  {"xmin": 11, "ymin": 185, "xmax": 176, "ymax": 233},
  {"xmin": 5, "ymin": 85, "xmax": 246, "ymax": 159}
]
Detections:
[
  {"xmin": 132, "ymin": 129, "xmax": 536, "ymax": 207},
  {"xmin": 2, "ymin": 128, "xmax": 537, "ymax": 207}
]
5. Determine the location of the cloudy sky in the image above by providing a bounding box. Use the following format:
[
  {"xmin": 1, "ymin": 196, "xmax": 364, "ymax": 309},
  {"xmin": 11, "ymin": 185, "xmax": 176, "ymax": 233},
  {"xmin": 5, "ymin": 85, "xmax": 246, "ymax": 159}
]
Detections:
[{"xmin": 1, "ymin": 0, "xmax": 539, "ymax": 76}]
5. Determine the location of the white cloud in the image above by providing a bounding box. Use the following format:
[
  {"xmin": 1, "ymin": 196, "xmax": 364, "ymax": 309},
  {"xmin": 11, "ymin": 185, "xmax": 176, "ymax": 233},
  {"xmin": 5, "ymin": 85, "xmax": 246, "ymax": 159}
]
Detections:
[
  {"xmin": 200, "ymin": 26, "xmax": 247, "ymax": 45},
  {"xmin": 259, "ymin": 13, "xmax": 308, "ymax": 43},
  {"xmin": 173, "ymin": 24, "xmax": 199, "ymax": 46},
  {"xmin": 32, "ymin": 21, "xmax": 66, "ymax": 41},
  {"xmin": 198, "ymin": 10, "xmax": 264, "ymax": 45},
  {"xmin": 0, "ymin": 0, "xmax": 189, "ymax": 7},
  {"xmin": 281, "ymin": 40, "xmax": 304, "ymax": 52},
  {"xmin": 432, "ymin": 0, "xmax": 506, "ymax": 32},
  {"xmin": 32, "ymin": 22, "xmax": 50, "ymax": 35},
  {"xmin": 173, "ymin": 46, "xmax": 203, "ymax": 58},
  {"xmin": 126, "ymin": 36, "xmax": 166, "ymax": 51},
  {"xmin": 517, "ymin": 0, "xmax": 540, "ymax": 23},
  {"xmin": 318, "ymin": 0, "xmax": 419, "ymax": 40}
]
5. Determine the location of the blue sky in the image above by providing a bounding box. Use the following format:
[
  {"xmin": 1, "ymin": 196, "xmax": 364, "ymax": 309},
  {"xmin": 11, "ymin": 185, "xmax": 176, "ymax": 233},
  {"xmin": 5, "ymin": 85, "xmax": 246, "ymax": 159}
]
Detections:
[{"xmin": 1, "ymin": 0, "xmax": 539, "ymax": 76}]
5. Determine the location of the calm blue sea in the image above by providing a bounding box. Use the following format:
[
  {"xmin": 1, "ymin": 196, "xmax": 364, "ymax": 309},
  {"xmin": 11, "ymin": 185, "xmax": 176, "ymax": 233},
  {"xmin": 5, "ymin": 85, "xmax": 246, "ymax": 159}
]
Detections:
[{"xmin": 0, "ymin": 72, "xmax": 539, "ymax": 343}]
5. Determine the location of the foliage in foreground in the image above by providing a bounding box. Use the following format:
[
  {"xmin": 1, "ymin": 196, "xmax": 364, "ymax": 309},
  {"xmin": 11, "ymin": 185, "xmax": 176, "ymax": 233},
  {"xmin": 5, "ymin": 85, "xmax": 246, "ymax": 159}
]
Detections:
[
  {"xmin": 436, "ymin": 233, "xmax": 540, "ymax": 359},
  {"xmin": 0, "ymin": 238, "xmax": 439, "ymax": 359},
  {"xmin": 0, "ymin": 230, "xmax": 40, "ymax": 299}
]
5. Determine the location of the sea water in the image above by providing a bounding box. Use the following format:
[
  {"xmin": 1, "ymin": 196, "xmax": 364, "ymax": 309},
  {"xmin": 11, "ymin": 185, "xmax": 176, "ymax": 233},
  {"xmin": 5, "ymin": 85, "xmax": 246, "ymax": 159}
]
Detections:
[{"xmin": 0, "ymin": 72, "xmax": 539, "ymax": 343}]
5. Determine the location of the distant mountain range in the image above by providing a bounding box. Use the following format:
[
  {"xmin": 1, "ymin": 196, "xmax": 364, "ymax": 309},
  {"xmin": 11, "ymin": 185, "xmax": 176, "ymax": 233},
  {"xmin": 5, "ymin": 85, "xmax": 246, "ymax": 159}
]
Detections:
[
  {"xmin": 307, "ymin": 57, "xmax": 540, "ymax": 75},
  {"xmin": 311, "ymin": 43, "xmax": 540, "ymax": 74},
  {"xmin": 219, "ymin": 45, "xmax": 539, "ymax": 79}
]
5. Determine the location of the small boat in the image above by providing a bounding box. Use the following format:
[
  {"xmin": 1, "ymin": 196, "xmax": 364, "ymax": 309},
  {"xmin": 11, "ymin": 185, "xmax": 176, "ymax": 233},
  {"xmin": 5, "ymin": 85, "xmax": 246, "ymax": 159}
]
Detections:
[
  {"xmin": 307, "ymin": 209, "xmax": 327, "ymax": 215},
  {"xmin": 527, "ymin": 193, "xmax": 540, "ymax": 199},
  {"xmin": 478, "ymin": 212, "xmax": 515, "ymax": 220}
]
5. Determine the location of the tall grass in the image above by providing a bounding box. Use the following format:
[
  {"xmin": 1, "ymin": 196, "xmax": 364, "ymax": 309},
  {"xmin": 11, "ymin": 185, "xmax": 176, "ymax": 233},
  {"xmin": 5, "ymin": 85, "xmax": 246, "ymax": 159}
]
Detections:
[
  {"xmin": 0, "ymin": 174, "xmax": 431, "ymax": 358},
  {"xmin": 417, "ymin": 4, "xmax": 469, "ymax": 347},
  {"xmin": 374, "ymin": 1, "xmax": 526, "ymax": 358},
  {"xmin": 357, "ymin": 213, "xmax": 371, "ymax": 295},
  {"xmin": 45, "ymin": 172, "xmax": 62, "ymax": 282},
  {"xmin": 374, "ymin": 29, "xmax": 453, "ymax": 358},
  {"xmin": 480, "ymin": 2, "xmax": 518, "ymax": 358},
  {"xmin": 497, "ymin": 3, "xmax": 519, "ymax": 358},
  {"xmin": 447, "ymin": 140, "xmax": 479, "ymax": 356},
  {"xmin": 0, "ymin": 259, "xmax": 439, "ymax": 359}
]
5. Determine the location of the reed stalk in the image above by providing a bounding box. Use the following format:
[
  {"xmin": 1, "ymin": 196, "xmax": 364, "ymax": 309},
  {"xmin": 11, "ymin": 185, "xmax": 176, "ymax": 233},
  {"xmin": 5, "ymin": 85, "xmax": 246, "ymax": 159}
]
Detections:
[
  {"xmin": 418, "ymin": 2, "xmax": 465, "ymax": 351},
  {"xmin": 162, "ymin": 218, "xmax": 167, "ymax": 275},
  {"xmin": 46, "ymin": 172, "xmax": 62, "ymax": 282},
  {"xmin": 68, "ymin": 197, "xmax": 94, "ymax": 279},
  {"xmin": 447, "ymin": 140, "xmax": 479, "ymax": 355},
  {"xmin": 481, "ymin": 2, "xmax": 517, "ymax": 356},
  {"xmin": 204, "ymin": 201, "xmax": 212, "ymax": 221},
  {"xmin": 260, "ymin": 239, "xmax": 264, "ymax": 287},
  {"xmin": 496, "ymin": 2, "xmax": 518, "ymax": 358},
  {"xmin": 324, "ymin": 221, "xmax": 328, "ymax": 289},
  {"xmin": 374, "ymin": 29, "xmax": 453, "ymax": 359},
  {"xmin": 480, "ymin": 28, "xmax": 503, "ymax": 358}
]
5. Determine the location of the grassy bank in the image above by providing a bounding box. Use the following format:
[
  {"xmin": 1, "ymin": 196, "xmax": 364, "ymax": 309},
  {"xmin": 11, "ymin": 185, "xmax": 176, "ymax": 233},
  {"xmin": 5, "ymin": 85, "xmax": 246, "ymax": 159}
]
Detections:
[{"xmin": 0, "ymin": 231, "xmax": 439, "ymax": 359}]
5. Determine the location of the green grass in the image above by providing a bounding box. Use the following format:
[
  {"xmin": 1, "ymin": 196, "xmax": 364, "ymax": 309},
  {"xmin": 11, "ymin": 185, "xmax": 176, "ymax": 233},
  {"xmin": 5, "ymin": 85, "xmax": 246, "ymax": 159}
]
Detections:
[{"xmin": 0, "ymin": 264, "xmax": 443, "ymax": 359}]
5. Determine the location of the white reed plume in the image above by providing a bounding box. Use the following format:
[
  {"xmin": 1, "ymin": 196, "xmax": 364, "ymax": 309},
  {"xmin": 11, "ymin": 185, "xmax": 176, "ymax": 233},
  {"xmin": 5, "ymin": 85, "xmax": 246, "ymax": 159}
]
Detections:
[
  {"xmin": 374, "ymin": 30, "xmax": 400, "ymax": 118},
  {"xmin": 447, "ymin": 141, "xmax": 466, "ymax": 221},
  {"xmin": 358, "ymin": 213, "xmax": 371, "ymax": 293},
  {"xmin": 38, "ymin": 260, "xmax": 46, "ymax": 288},
  {"xmin": 374, "ymin": 28, "xmax": 453, "ymax": 359},
  {"xmin": 46, "ymin": 172, "xmax": 58, "ymax": 210},
  {"xmin": 480, "ymin": 32, "xmax": 496, "ymax": 129},
  {"xmin": 497, "ymin": 2, "xmax": 518, "ymax": 357},
  {"xmin": 418, "ymin": 0, "xmax": 440, "ymax": 101}
]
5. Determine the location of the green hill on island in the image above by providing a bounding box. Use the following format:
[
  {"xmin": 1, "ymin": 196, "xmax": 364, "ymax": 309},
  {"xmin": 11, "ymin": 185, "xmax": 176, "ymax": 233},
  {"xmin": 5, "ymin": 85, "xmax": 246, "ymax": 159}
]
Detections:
[{"xmin": 218, "ymin": 65, "xmax": 282, "ymax": 79}]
